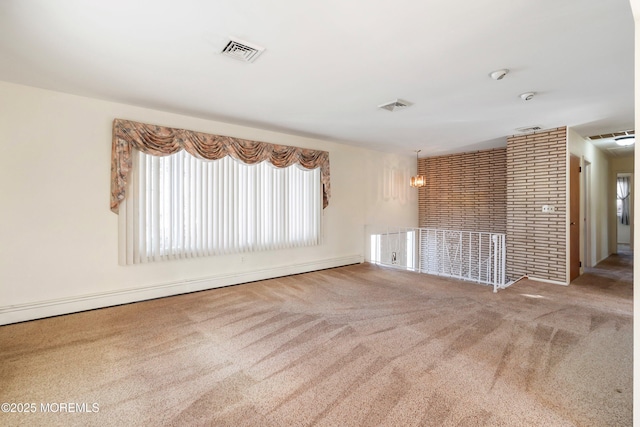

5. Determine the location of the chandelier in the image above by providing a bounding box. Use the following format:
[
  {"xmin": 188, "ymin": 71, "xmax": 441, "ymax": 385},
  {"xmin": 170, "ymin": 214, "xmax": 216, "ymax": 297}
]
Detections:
[{"xmin": 410, "ymin": 150, "xmax": 426, "ymax": 188}]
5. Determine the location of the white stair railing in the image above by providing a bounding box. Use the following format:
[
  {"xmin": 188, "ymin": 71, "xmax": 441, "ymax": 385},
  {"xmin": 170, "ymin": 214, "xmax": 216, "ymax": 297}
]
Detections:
[{"xmin": 365, "ymin": 225, "xmax": 508, "ymax": 292}]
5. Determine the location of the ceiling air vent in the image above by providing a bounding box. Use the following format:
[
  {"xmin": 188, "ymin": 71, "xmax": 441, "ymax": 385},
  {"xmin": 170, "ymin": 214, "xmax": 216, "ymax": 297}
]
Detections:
[
  {"xmin": 378, "ymin": 99, "xmax": 412, "ymax": 112},
  {"xmin": 515, "ymin": 125, "xmax": 543, "ymax": 134},
  {"xmin": 221, "ymin": 37, "xmax": 265, "ymax": 63},
  {"xmin": 587, "ymin": 130, "xmax": 634, "ymax": 141}
]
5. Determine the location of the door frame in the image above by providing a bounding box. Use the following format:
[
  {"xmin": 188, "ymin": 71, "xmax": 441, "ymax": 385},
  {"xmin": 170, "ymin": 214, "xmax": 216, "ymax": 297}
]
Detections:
[
  {"xmin": 583, "ymin": 159, "xmax": 592, "ymax": 268},
  {"xmin": 615, "ymin": 172, "xmax": 634, "ymax": 253},
  {"xmin": 569, "ymin": 154, "xmax": 581, "ymax": 282}
]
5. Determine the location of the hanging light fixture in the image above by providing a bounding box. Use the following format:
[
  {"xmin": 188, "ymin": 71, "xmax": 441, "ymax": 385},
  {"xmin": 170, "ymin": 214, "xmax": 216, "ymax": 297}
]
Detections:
[
  {"xmin": 410, "ymin": 150, "xmax": 426, "ymax": 188},
  {"xmin": 615, "ymin": 135, "xmax": 635, "ymax": 146}
]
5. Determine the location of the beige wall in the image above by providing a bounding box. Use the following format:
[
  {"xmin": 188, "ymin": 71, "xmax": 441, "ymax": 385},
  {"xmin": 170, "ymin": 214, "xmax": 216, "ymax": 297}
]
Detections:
[
  {"xmin": 0, "ymin": 81, "xmax": 417, "ymax": 324},
  {"xmin": 610, "ymin": 156, "xmax": 634, "ymax": 251},
  {"xmin": 567, "ymin": 128, "xmax": 612, "ymax": 266},
  {"xmin": 365, "ymin": 150, "xmax": 419, "ymax": 227}
]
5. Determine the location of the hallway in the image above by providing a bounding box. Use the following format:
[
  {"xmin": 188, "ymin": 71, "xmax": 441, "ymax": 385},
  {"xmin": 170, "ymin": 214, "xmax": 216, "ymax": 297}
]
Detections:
[{"xmin": 574, "ymin": 249, "xmax": 633, "ymax": 295}]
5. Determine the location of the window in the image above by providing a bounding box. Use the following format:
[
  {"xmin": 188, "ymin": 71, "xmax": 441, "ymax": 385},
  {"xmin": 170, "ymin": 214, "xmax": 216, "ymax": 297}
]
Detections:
[
  {"xmin": 617, "ymin": 175, "xmax": 630, "ymax": 225},
  {"xmin": 118, "ymin": 149, "xmax": 322, "ymax": 264},
  {"xmin": 111, "ymin": 119, "xmax": 330, "ymax": 265}
]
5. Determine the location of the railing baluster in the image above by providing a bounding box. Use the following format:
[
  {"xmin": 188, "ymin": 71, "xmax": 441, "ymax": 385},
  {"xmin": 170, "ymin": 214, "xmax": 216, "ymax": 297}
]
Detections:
[
  {"xmin": 364, "ymin": 225, "xmax": 506, "ymax": 291},
  {"xmin": 468, "ymin": 232, "xmax": 472, "ymax": 281},
  {"xmin": 479, "ymin": 234, "xmax": 482, "ymax": 282},
  {"xmin": 501, "ymin": 235, "xmax": 504, "ymax": 290},
  {"xmin": 458, "ymin": 232, "xmax": 462, "ymax": 278}
]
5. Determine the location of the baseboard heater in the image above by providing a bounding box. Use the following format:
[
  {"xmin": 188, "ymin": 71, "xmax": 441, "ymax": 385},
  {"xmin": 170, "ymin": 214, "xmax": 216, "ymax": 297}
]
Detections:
[{"xmin": 0, "ymin": 255, "xmax": 363, "ymax": 326}]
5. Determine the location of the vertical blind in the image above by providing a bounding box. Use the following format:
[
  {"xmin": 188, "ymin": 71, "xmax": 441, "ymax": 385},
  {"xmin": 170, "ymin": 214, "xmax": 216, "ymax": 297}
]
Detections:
[{"xmin": 119, "ymin": 149, "xmax": 321, "ymax": 265}]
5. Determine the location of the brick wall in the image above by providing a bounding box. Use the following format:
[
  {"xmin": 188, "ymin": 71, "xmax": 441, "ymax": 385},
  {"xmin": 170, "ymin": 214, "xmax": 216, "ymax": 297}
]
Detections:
[
  {"xmin": 506, "ymin": 127, "xmax": 567, "ymax": 282},
  {"xmin": 417, "ymin": 148, "xmax": 507, "ymax": 233},
  {"xmin": 417, "ymin": 128, "xmax": 568, "ymax": 284}
]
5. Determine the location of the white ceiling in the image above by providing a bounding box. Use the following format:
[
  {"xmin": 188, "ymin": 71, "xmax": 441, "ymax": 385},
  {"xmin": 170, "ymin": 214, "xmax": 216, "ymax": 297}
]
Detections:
[{"xmin": 0, "ymin": 0, "xmax": 634, "ymax": 156}]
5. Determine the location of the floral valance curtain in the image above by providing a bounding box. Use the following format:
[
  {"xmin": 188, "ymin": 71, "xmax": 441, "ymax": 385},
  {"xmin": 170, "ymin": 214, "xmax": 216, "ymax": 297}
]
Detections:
[{"xmin": 110, "ymin": 119, "xmax": 331, "ymax": 213}]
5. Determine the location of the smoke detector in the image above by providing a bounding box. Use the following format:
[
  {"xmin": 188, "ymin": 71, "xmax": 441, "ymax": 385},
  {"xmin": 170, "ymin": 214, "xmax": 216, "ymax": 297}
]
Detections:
[
  {"xmin": 378, "ymin": 99, "xmax": 412, "ymax": 112},
  {"xmin": 489, "ymin": 69, "xmax": 509, "ymax": 80},
  {"xmin": 520, "ymin": 92, "xmax": 535, "ymax": 101},
  {"xmin": 221, "ymin": 37, "xmax": 265, "ymax": 63}
]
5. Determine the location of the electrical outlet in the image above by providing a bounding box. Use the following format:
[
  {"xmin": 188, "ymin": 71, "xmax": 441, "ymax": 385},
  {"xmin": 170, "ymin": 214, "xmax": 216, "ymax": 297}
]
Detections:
[
  {"xmin": 391, "ymin": 252, "xmax": 397, "ymax": 264},
  {"xmin": 542, "ymin": 205, "xmax": 555, "ymax": 213}
]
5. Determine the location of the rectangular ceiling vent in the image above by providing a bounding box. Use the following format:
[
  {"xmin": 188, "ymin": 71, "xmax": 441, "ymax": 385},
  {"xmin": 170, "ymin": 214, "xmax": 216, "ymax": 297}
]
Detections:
[
  {"xmin": 587, "ymin": 130, "xmax": 634, "ymax": 140},
  {"xmin": 221, "ymin": 37, "xmax": 265, "ymax": 63},
  {"xmin": 515, "ymin": 125, "xmax": 543, "ymax": 134},
  {"xmin": 378, "ymin": 99, "xmax": 412, "ymax": 112}
]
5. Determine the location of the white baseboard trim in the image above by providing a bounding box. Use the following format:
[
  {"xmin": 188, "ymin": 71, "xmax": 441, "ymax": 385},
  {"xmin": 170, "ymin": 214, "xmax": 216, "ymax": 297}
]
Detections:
[{"xmin": 0, "ymin": 255, "xmax": 363, "ymax": 326}]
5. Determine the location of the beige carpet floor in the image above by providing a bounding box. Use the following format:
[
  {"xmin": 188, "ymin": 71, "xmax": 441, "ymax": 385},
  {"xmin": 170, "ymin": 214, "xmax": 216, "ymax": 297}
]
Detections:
[{"xmin": 0, "ymin": 255, "xmax": 632, "ymax": 426}]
